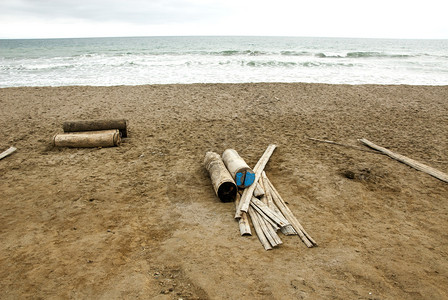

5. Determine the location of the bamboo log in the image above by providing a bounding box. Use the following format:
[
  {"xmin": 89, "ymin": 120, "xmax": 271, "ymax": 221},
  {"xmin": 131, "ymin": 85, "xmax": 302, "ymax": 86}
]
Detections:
[
  {"xmin": 261, "ymin": 172, "xmax": 296, "ymax": 235},
  {"xmin": 235, "ymin": 194, "xmax": 251, "ymax": 236},
  {"xmin": 265, "ymin": 176, "xmax": 317, "ymax": 247},
  {"xmin": 0, "ymin": 147, "xmax": 17, "ymax": 160},
  {"xmin": 63, "ymin": 119, "xmax": 128, "ymax": 137},
  {"xmin": 204, "ymin": 152, "xmax": 237, "ymax": 202},
  {"xmin": 248, "ymin": 207, "xmax": 272, "ymax": 250},
  {"xmin": 359, "ymin": 138, "xmax": 448, "ymax": 183},
  {"xmin": 222, "ymin": 149, "xmax": 255, "ymax": 188},
  {"xmin": 53, "ymin": 130, "xmax": 121, "ymax": 148},
  {"xmin": 236, "ymin": 144, "xmax": 276, "ymax": 218}
]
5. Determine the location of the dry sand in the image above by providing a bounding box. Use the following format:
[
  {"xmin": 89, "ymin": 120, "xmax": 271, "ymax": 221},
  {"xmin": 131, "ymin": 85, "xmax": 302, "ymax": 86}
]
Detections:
[{"xmin": 0, "ymin": 83, "xmax": 447, "ymax": 299}]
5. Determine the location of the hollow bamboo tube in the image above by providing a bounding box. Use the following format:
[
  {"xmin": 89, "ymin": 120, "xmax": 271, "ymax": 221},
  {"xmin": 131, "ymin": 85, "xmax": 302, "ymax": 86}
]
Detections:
[
  {"xmin": 222, "ymin": 149, "xmax": 255, "ymax": 188},
  {"xmin": 236, "ymin": 144, "xmax": 276, "ymax": 218},
  {"xmin": 63, "ymin": 119, "xmax": 128, "ymax": 137},
  {"xmin": 204, "ymin": 152, "xmax": 237, "ymax": 202},
  {"xmin": 53, "ymin": 130, "xmax": 121, "ymax": 148}
]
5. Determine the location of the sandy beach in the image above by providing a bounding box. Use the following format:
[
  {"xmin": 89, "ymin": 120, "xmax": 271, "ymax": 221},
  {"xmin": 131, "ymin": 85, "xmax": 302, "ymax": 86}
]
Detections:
[{"xmin": 0, "ymin": 83, "xmax": 447, "ymax": 299}]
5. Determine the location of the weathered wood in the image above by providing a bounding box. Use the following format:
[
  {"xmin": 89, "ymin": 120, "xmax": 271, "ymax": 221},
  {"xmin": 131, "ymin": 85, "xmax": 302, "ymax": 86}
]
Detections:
[
  {"xmin": 63, "ymin": 119, "xmax": 128, "ymax": 137},
  {"xmin": 250, "ymin": 197, "xmax": 280, "ymax": 231},
  {"xmin": 254, "ymin": 209, "xmax": 282, "ymax": 247},
  {"xmin": 248, "ymin": 207, "xmax": 272, "ymax": 250},
  {"xmin": 236, "ymin": 144, "xmax": 276, "ymax": 218},
  {"xmin": 261, "ymin": 172, "xmax": 296, "ymax": 236},
  {"xmin": 359, "ymin": 138, "xmax": 448, "ymax": 183},
  {"xmin": 250, "ymin": 197, "xmax": 290, "ymax": 228},
  {"xmin": 0, "ymin": 147, "xmax": 17, "ymax": 160},
  {"xmin": 253, "ymin": 182, "xmax": 265, "ymax": 198},
  {"xmin": 235, "ymin": 194, "xmax": 251, "ymax": 236},
  {"xmin": 308, "ymin": 137, "xmax": 377, "ymax": 153},
  {"xmin": 204, "ymin": 152, "xmax": 237, "ymax": 202},
  {"xmin": 222, "ymin": 149, "xmax": 255, "ymax": 188},
  {"xmin": 53, "ymin": 130, "xmax": 121, "ymax": 148},
  {"xmin": 265, "ymin": 176, "xmax": 317, "ymax": 247}
]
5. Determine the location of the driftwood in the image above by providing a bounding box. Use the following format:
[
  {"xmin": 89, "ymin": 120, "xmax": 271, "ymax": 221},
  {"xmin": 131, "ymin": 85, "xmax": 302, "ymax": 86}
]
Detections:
[
  {"xmin": 0, "ymin": 147, "xmax": 17, "ymax": 160},
  {"xmin": 248, "ymin": 206, "xmax": 272, "ymax": 250},
  {"xmin": 250, "ymin": 197, "xmax": 290, "ymax": 228},
  {"xmin": 236, "ymin": 144, "xmax": 276, "ymax": 218},
  {"xmin": 264, "ymin": 176, "xmax": 317, "ymax": 248},
  {"xmin": 204, "ymin": 152, "xmax": 237, "ymax": 202},
  {"xmin": 359, "ymin": 138, "xmax": 448, "ymax": 183},
  {"xmin": 308, "ymin": 137, "xmax": 377, "ymax": 153},
  {"xmin": 253, "ymin": 182, "xmax": 265, "ymax": 197},
  {"xmin": 261, "ymin": 172, "xmax": 296, "ymax": 235},
  {"xmin": 235, "ymin": 194, "xmax": 251, "ymax": 236},
  {"xmin": 63, "ymin": 119, "xmax": 128, "ymax": 137},
  {"xmin": 222, "ymin": 149, "xmax": 255, "ymax": 188},
  {"xmin": 53, "ymin": 130, "xmax": 121, "ymax": 148}
]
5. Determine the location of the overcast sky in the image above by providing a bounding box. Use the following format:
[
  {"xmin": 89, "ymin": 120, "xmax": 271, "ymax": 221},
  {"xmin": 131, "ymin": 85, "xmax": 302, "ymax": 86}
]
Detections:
[{"xmin": 0, "ymin": 0, "xmax": 447, "ymax": 39}]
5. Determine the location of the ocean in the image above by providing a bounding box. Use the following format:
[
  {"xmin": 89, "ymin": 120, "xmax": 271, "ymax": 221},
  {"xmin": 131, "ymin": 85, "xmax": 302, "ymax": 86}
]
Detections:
[{"xmin": 0, "ymin": 36, "xmax": 447, "ymax": 87}]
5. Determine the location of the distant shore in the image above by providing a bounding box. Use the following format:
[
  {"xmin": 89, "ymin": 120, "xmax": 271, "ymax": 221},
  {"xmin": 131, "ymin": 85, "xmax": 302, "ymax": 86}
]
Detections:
[{"xmin": 1, "ymin": 83, "xmax": 447, "ymax": 299}]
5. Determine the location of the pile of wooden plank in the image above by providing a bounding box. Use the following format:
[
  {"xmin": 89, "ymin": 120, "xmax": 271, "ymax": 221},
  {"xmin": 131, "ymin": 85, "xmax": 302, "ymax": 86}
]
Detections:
[{"xmin": 205, "ymin": 144, "xmax": 317, "ymax": 250}]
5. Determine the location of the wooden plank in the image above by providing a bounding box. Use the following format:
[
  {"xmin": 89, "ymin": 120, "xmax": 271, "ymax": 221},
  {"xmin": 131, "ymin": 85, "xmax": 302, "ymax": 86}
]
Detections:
[
  {"xmin": 262, "ymin": 172, "xmax": 296, "ymax": 236},
  {"xmin": 265, "ymin": 176, "xmax": 317, "ymax": 247},
  {"xmin": 0, "ymin": 147, "xmax": 17, "ymax": 160},
  {"xmin": 359, "ymin": 138, "xmax": 448, "ymax": 183},
  {"xmin": 235, "ymin": 144, "xmax": 276, "ymax": 218},
  {"xmin": 250, "ymin": 198, "xmax": 280, "ymax": 231},
  {"xmin": 248, "ymin": 207, "xmax": 272, "ymax": 250},
  {"xmin": 250, "ymin": 197, "xmax": 290, "ymax": 228}
]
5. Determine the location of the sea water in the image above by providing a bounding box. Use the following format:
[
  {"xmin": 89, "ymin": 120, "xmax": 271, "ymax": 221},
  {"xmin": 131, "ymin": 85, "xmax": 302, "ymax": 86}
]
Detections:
[{"xmin": 0, "ymin": 36, "xmax": 447, "ymax": 87}]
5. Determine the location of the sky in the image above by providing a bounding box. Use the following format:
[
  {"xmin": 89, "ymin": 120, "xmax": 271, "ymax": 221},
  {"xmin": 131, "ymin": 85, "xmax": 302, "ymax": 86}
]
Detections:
[{"xmin": 0, "ymin": 0, "xmax": 447, "ymax": 39}]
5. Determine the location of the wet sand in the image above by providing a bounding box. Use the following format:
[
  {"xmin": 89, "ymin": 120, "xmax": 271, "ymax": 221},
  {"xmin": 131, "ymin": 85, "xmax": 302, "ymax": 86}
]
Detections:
[{"xmin": 1, "ymin": 83, "xmax": 447, "ymax": 299}]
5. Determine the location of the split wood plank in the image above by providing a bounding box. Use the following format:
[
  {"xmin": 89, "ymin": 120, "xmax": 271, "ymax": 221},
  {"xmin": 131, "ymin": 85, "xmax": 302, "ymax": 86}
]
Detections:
[
  {"xmin": 250, "ymin": 197, "xmax": 280, "ymax": 231},
  {"xmin": 264, "ymin": 176, "xmax": 317, "ymax": 248},
  {"xmin": 261, "ymin": 172, "xmax": 296, "ymax": 236},
  {"xmin": 359, "ymin": 138, "xmax": 448, "ymax": 183},
  {"xmin": 250, "ymin": 197, "xmax": 290, "ymax": 228},
  {"xmin": 248, "ymin": 206, "xmax": 272, "ymax": 250},
  {"xmin": 235, "ymin": 144, "xmax": 276, "ymax": 218},
  {"xmin": 0, "ymin": 147, "xmax": 17, "ymax": 160},
  {"xmin": 235, "ymin": 194, "xmax": 251, "ymax": 236}
]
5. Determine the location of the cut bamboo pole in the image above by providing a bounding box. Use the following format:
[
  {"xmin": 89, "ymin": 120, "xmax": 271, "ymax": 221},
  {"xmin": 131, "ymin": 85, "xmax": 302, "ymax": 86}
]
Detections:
[
  {"xmin": 250, "ymin": 197, "xmax": 290, "ymax": 228},
  {"xmin": 63, "ymin": 119, "xmax": 128, "ymax": 137},
  {"xmin": 236, "ymin": 144, "xmax": 276, "ymax": 218},
  {"xmin": 248, "ymin": 206, "xmax": 272, "ymax": 250},
  {"xmin": 204, "ymin": 152, "xmax": 237, "ymax": 202},
  {"xmin": 53, "ymin": 130, "xmax": 121, "ymax": 148},
  {"xmin": 235, "ymin": 194, "xmax": 251, "ymax": 236},
  {"xmin": 265, "ymin": 176, "xmax": 317, "ymax": 247},
  {"xmin": 0, "ymin": 147, "xmax": 17, "ymax": 160},
  {"xmin": 359, "ymin": 138, "xmax": 448, "ymax": 183},
  {"xmin": 256, "ymin": 210, "xmax": 282, "ymax": 247},
  {"xmin": 250, "ymin": 197, "xmax": 280, "ymax": 231},
  {"xmin": 222, "ymin": 149, "xmax": 255, "ymax": 188},
  {"xmin": 261, "ymin": 172, "xmax": 296, "ymax": 236},
  {"xmin": 253, "ymin": 182, "xmax": 265, "ymax": 198}
]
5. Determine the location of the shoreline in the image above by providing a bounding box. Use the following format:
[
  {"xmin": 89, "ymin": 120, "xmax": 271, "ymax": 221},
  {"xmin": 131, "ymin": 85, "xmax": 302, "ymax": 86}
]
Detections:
[{"xmin": 1, "ymin": 83, "xmax": 447, "ymax": 298}]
